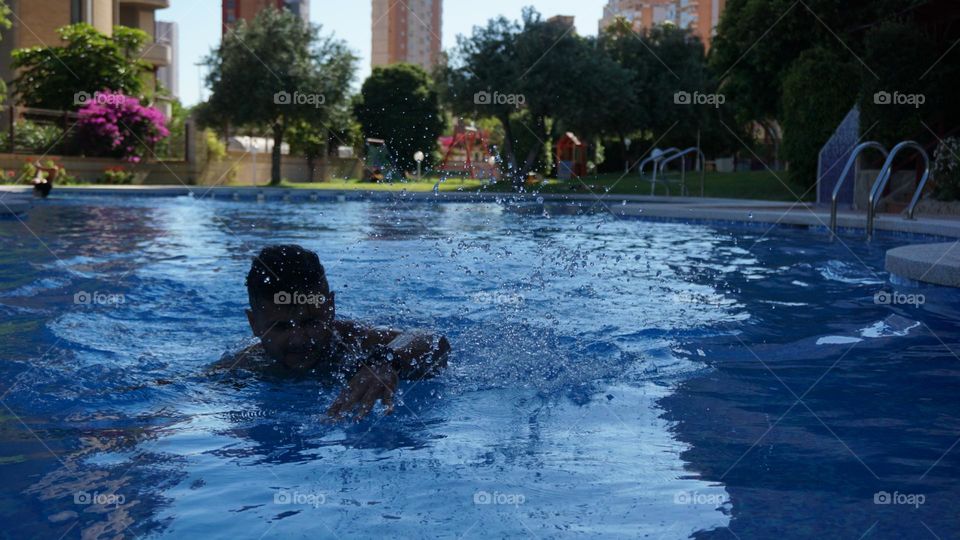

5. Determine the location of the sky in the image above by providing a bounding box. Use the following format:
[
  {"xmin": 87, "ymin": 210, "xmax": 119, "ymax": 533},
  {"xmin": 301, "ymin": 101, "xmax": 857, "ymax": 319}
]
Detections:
[{"xmin": 160, "ymin": 0, "xmax": 608, "ymax": 106}]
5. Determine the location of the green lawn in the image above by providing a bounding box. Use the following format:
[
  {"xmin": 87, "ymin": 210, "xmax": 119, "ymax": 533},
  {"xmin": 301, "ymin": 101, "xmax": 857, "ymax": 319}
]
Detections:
[
  {"xmin": 277, "ymin": 171, "xmax": 811, "ymax": 201},
  {"xmin": 30, "ymin": 170, "xmax": 812, "ymax": 202},
  {"xmin": 282, "ymin": 171, "xmax": 811, "ymax": 201},
  {"xmin": 278, "ymin": 177, "xmax": 488, "ymax": 192},
  {"xmin": 519, "ymin": 171, "xmax": 814, "ymax": 201}
]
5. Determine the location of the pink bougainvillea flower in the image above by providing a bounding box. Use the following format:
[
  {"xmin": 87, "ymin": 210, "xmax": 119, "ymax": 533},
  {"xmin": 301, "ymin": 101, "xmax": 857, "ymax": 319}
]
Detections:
[{"xmin": 76, "ymin": 90, "xmax": 170, "ymax": 163}]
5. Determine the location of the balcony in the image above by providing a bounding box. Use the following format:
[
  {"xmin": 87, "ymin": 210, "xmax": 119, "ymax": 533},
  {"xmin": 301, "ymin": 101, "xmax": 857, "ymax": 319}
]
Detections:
[
  {"xmin": 140, "ymin": 42, "xmax": 172, "ymax": 67},
  {"xmin": 118, "ymin": 0, "xmax": 171, "ymax": 9}
]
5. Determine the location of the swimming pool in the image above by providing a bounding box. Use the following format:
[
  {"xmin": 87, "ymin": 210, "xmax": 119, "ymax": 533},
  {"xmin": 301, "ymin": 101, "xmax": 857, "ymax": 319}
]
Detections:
[{"xmin": 1, "ymin": 195, "xmax": 958, "ymax": 539}]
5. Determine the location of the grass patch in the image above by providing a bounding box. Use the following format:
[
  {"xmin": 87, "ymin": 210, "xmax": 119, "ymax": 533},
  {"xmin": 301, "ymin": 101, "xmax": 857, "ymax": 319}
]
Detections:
[
  {"xmin": 49, "ymin": 170, "xmax": 812, "ymax": 202},
  {"xmin": 522, "ymin": 171, "xmax": 812, "ymax": 201},
  {"xmin": 278, "ymin": 177, "xmax": 489, "ymax": 192},
  {"xmin": 281, "ymin": 171, "xmax": 810, "ymax": 201}
]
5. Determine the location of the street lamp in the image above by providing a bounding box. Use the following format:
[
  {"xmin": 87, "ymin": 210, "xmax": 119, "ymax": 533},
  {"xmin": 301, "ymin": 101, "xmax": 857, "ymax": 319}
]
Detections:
[
  {"xmin": 624, "ymin": 137, "xmax": 632, "ymax": 173},
  {"xmin": 414, "ymin": 151, "xmax": 425, "ymax": 181}
]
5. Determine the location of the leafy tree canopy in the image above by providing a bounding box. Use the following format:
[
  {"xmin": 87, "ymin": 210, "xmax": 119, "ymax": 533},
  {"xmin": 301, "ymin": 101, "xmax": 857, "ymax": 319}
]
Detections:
[
  {"xmin": 354, "ymin": 63, "xmax": 445, "ymax": 173},
  {"xmin": 201, "ymin": 7, "xmax": 355, "ymax": 184},
  {"xmin": 11, "ymin": 23, "xmax": 150, "ymax": 110}
]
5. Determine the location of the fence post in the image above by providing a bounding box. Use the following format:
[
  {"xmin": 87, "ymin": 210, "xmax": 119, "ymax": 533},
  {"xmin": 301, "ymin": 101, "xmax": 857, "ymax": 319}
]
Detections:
[
  {"xmin": 185, "ymin": 119, "xmax": 195, "ymax": 164},
  {"xmin": 7, "ymin": 105, "xmax": 15, "ymax": 153}
]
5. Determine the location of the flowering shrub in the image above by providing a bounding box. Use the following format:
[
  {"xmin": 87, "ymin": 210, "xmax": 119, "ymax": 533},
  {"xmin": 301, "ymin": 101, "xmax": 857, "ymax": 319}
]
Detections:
[
  {"xmin": 932, "ymin": 137, "xmax": 960, "ymax": 202},
  {"xmin": 75, "ymin": 90, "xmax": 169, "ymax": 163},
  {"xmin": 102, "ymin": 166, "xmax": 135, "ymax": 184}
]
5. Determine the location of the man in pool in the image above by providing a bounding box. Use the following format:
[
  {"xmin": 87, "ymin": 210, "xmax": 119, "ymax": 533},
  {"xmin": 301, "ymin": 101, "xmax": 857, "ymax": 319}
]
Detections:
[{"xmin": 232, "ymin": 244, "xmax": 449, "ymax": 421}]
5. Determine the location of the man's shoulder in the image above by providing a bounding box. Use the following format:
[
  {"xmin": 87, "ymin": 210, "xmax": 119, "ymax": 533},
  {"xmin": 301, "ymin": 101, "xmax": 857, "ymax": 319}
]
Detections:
[{"xmin": 333, "ymin": 320, "xmax": 400, "ymax": 350}]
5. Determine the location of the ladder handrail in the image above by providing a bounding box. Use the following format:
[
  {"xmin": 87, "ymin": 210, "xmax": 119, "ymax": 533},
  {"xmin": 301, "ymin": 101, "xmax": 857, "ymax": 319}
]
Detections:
[
  {"xmin": 637, "ymin": 147, "xmax": 680, "ymax": 176},
  {"xmin": 866, "ymin": 140, "xmax": 930, "ymax": 239},
  {"xmin": 906, "ymin": 159, "xmax": 934, "ymax": 220},
  {"xmin": 829, "ymin": 141, "xmax": 888, "ymax": 237},
  {"xmin": 656, "ymin": 147, "xmax": 706, "ymax": 197}
]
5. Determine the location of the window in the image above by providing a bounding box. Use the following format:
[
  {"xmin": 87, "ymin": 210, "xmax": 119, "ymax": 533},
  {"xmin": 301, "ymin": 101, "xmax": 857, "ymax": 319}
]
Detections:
[{"xmin": 71, "ymin": 0, "xmax": 83, "ymax": 24}]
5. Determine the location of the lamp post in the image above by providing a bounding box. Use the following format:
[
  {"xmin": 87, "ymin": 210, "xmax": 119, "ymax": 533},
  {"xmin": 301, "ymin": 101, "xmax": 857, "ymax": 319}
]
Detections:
[
  {"xmin": 487, "ymin": 155, "xmax": 498, "ymax": 182},
  {"xmin": 624, "ymin": 137, "xmax": 632, "ymax": 173},
  {"xmin": 414, "ymin": 151, "xmax": 425, "ymax": 181}
]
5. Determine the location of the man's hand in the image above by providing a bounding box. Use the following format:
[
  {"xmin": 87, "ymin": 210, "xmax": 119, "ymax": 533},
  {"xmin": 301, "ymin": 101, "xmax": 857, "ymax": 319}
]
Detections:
[{"xmin": 326, "ymin": 361, "xmax": 398, "ymax": 421}]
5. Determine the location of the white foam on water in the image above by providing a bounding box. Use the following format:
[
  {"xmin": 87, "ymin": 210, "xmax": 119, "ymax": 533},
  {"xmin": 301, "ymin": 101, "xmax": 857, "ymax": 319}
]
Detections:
[
  {"xmin": 816, "ymin": 336, "xmax": 864, "ymax": 345},
  {"xmin": 816, "ymin": 315, "xmax": 920, "ymax": 346}
]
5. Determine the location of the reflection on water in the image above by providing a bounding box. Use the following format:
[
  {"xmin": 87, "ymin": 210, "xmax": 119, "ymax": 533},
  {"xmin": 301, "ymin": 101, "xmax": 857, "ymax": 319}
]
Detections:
[{"xmin": 0, "ymin": 196, "xmax": 956, "ymax": 539}]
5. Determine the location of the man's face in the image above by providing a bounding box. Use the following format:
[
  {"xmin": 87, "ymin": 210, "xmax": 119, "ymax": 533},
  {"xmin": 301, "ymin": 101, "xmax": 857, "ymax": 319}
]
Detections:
[{"xmin": 246, "ymin": 292, "xmax": 337, "ymax": 371}]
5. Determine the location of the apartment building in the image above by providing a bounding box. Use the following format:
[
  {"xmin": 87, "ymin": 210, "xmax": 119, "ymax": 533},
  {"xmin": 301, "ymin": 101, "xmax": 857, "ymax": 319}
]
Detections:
[
  {"xmin": 371, "ymin": 0, "xmax": 442, "ymax": 72},
  {"xmin": 599, "ymin": 0, "xmax": 726, "ymax": 49},
  {"xmin": 222, "ymin": 0, "xmax": 309, "ymax": 33},
  {"xmin": 156, "ymin": 20, "xmax": 179, "ymax": 99},
  {"xmin": 0, "ymin": 0, "xmax": 173, "ymax": 107}
]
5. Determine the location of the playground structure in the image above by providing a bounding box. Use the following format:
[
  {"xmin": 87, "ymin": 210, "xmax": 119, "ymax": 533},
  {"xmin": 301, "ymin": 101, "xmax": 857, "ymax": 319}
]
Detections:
[
  {"xmin": 555, "ymin": 132, "xmax": 587, "ymax": 180},
  {"xmin": 438, "ymin": 124, "xmax": 499, "ymax": 180},
  {"xmin": 362, "ymin": 138, "xmax": 391, "ymax": 182}
]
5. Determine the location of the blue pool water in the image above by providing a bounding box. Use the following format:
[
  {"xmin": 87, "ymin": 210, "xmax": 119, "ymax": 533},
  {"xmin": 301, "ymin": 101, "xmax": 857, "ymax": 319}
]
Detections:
[{"xmin": 1, "ymin": 195, "xmax": 958, "ymax": 539}]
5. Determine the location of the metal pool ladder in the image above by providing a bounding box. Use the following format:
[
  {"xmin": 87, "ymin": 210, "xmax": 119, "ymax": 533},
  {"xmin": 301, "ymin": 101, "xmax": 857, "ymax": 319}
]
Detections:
[
  {"xmin": 829, "ymin": 141, "xmax": 888, "ymax": 238},
  {"xmin": 637, "ymin": 148, "xmax": 679, "ymax": 196},
  {"xmin": 657, "ymin": 147, "xmax": 707, "ymax": 197},
  {"xmin": 866, "ymin": 140, "xmax": 931, "ymax": 240}
]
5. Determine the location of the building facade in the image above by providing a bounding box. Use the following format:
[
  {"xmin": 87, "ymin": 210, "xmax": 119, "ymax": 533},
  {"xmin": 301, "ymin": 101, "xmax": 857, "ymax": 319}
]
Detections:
[
  {"xmin": 222, "ymin": 0, "xmax": 310, "ymax": 33},
  {"xmin": 599, "ymin": 0, "xmax": 726, "ymax": 49},
  {"xmin": 156, "ymin": 21, "xmax": 179, "ymax": 99},
  {"xmin": 371, "ymin": 0, "xmax": 442, "ymax": 72},
  {"xmin": 0, "ymin": 0, "xmax": 173, "ymax": 107}
]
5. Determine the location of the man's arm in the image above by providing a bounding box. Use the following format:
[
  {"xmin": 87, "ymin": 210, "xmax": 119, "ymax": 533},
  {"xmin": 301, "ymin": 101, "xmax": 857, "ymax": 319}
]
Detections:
[
  {"xmin": 327, "ymin": 326, "xmax": 450, "ymax": 420},
  {"xmin": 378, "ymin": 331, "xmax": 450, "ymax": 380},
  {"xmin": 352, "ymin": 325, "xmax": 449, "ymax": 380}
]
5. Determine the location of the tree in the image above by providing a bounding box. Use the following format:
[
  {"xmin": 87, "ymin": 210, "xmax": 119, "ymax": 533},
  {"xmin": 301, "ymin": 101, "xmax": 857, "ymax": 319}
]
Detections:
[
  {"xmin": 0, "ymin": 0, "xmax": 12, "ymax": 105},
  {"xmin": 288, "ymin": 100, "xmax": 362, "ymax": 182},
  {"xmin": 353, "ymin": 63, "xmax": 445, "ymax": 174},
  {"xmin": 710, "ymin": 0, "xmax": 954, "ymax": 184},
  {"xmin": 11, "ymin": 24, "xmax": 150, "ymax": 110},
  {"xmin": 599, "ymin": 23, "xmax": 735, "ymax": 162},
  {"xmin": 781, "ymin": 47, "xmax": 859, "ymax": 188},
  {"xmin": 858, "ymin": 20, "xmax": 937, "ymax": 147},
  {"xmin": 201, "ymin": 8, "xmax": 355, "ymax": 185},
  {"xmin": 442, "ymin": 9, "xmax": 635, "ymax": 183}
]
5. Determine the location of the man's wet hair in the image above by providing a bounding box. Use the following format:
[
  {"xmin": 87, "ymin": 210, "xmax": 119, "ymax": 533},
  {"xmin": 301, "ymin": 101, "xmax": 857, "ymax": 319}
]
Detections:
[{"xmin": 246, "ymin": 245, "xmax": 330, "ymax": 309}]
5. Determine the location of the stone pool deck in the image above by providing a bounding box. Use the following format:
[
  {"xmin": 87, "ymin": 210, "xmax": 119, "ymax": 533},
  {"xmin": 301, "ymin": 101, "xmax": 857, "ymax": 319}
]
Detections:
[
  {"xmin": 2, "ymin": 185, "xmax": 959, "ymax": 286},
  {"xmin": 885, "ymin": 243, "xmax": 960, "ymax": 287}
]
